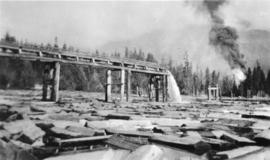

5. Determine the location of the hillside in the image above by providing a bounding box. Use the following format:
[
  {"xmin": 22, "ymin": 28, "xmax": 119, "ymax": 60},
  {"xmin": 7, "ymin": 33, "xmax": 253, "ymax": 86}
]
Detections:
[
  {"xmin": 239, "ymin": 29, "xmax": 270, "ymax": 71},
  {"xmin": 99, "ymin": 28, "xmax": 270, "ymax": 72}
]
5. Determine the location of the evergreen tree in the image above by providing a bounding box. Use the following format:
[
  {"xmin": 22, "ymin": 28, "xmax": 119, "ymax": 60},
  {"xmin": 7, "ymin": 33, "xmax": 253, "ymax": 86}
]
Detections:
[
  {"xmin": 205, "ymin": 68, "xmax": 210, "ymax": 93},
  {"xmin": 146, "ymin": 53, "xmax": 157, "ymax": 62},
  {"xmin": 40, "ymin": 43, "xmax": 44, "ymax": 50},
  {"xmin": 243, "ymin": 67, "xmax": 252, "ymax": 97},
  {"xmin": 211, "ymin": 71, "xmax": 216, "ymax": 85},
  {"xmin": 62, "ymin": 43, "xmax": 67, "ymax": 51},
  {"xmin": 54, "ymin": 36, "xmax": 59, "ymax": 49},
  {"xmin": 221, "ymin": 76, "xmax": 234, "ymax": 96},
  {"xmin": 168, "ymin": 58, "xmax": 173, "ymax": 71},
  {"xmin": 266, "ymin": 70, "xmax": 270, "ymax": 95},
  {"xmin": 259, "ymin": 69, "xmax": 266, "ymax": 92},
  {"xmin": 192, "ymin": 73, "xmax": 201, "ymax": 96},
  {"xmin": 46, "ymin": 43, "xmax": 52, "ymax": 50},
  {"xmin": 4, "ymin": 32, "xmax": 16, "ymax": 43},
  {"xmin": 232, "ymin": 81, "xmax": 239, "ymax": 97},
  {"xmin": 252, "ymin": 66, "xmax": 258, "ymax": 95},
  {"xmin": 95, "ymin": 50, "xmax": 99, "ymax": 56},
  {"xmin": 160, "ymin": 57, "xmax": 166, "ymax": 68},
  {"xmin": 125, "ymin": 47, "xmax": 129, "ymax": 58},
  {"xmin": 182, "ymin": 53, "xmax": 192, "ymax": 94},
  {"xmin": 138, "ymin": 49, "xmax": 145, "ymax": 61},
  {"xmin": 253, "ymin": 62, "xmax": 265, "ymax": 96}
]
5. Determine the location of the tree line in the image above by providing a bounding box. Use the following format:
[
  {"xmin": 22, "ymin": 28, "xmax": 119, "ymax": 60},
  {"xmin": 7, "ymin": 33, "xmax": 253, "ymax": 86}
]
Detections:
[
  {"xmin": 0, "ymin": 33, "xmax": 157, "ymax": 94},
  {"xmin": 165, "ymin": 53, "xmax": 270, "ymax": 97},
  {"xmin": 0, "ymin": 33, "xmax": 269, "ymax": 98}
]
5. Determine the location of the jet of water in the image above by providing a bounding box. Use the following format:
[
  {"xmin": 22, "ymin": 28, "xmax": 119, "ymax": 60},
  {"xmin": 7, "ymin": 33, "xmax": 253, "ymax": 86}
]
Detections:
[{"xmin": 167, "ymin": 71, "xmax": 182, "ymax": 103}]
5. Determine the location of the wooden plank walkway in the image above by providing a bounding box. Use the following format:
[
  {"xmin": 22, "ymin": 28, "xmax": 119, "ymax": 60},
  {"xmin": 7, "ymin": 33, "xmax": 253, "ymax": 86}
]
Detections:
[
  {"xmin": 0, "ymin": 42, "xmax": 168, "ymax": 75},
  {"xmin": 0, "ymin": 40, "xmax": 169, "ymax": 102}
]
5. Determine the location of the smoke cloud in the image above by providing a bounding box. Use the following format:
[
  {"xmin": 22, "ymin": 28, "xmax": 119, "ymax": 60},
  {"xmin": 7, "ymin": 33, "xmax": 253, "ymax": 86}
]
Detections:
[{"xmin": 202, "ymin": 0, "xmax": 245, "ymax": 70}]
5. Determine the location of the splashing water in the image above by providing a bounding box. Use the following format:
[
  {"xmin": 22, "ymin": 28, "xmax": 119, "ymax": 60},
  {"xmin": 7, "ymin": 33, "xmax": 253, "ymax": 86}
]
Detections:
[
  {"xmin": 167, "ymin": 71, "xmax": 182, "ymax": 103},
  {"xmin": 232, "ymin": 68, "xmax": 246, "ymax": 86}
]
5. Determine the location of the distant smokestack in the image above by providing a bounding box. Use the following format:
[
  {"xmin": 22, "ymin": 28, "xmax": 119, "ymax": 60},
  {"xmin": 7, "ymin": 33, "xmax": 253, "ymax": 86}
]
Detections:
[{"xmin": 203, "ymin": 0, "xmax": 246, "ymax": 70}]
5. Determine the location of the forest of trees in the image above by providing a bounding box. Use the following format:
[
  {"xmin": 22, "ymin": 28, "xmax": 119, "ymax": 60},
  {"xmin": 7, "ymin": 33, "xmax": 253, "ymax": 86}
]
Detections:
[
  {"xmin": 165, "ymin": 53, "xmax": 270, "ymax": 97},
  {"xmin": 1, "ymin": 33, "xmax": 270, "ymax": 98},
  {"xmin": 0, "ymin": 33, "xmax": 157, "ymax": 94}
]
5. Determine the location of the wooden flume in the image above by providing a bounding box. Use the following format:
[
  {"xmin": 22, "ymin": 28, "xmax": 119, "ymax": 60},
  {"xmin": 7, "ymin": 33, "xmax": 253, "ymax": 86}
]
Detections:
[{"xmin": 0, "ymin": 41, "xmax": 169, "ymax": 102}]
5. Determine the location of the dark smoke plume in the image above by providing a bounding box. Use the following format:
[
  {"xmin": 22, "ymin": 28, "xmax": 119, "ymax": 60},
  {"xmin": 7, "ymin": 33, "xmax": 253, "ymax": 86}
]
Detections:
[{"xmin": 203, "ymin": 0, "xmax": 245, "ymax": 69}]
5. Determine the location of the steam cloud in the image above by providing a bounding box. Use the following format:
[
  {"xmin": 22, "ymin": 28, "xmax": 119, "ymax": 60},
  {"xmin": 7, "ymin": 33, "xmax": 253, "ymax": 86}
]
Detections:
[{"xmin": 203, "ymin": 0, "xmax": 245, "ymax": 70}]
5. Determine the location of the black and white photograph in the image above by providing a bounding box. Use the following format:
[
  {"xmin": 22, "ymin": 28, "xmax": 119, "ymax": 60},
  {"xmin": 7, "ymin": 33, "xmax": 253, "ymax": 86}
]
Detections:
[{"xmin": 0, "ymin": 0, "xmax": 270, "ymax": 159}]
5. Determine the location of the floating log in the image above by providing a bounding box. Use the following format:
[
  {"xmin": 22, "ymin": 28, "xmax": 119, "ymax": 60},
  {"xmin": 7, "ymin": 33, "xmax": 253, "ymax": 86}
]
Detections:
[
  {"xmin": 30, "ymin": 106, "xmax": 46, "ymax": 113},
  {"xmin": 254, "ymin": 130, "xmax": 270, "ymax": 145},
  {"xmin": 199, "ymin": 131, "xmax": 216, "ymax": 139},
  {"xmin": 57, "ymin": 135, "xmax": 111, "ymax": 144},
  {"xmin": 216, "ymin": 146, "xmax": 263, "ymax": 159},
  {"xmin": 106, "ymin": 129, "xmax": 153, "ymax": 137},
  {"xmin": 216, "ymin": 118, "xmax": 254, "ymax": 128},
  {"xmin": 201, "ymin": 137, "xmax": 234, "ymax": 151},
  {"xmin": 186, "ymin": 131, "xmax": 202, "ymax": 138},
  {"xmin": 150, "ymin": 135, "xmax": 211, "ymax": 155},
  {"xmin": 105, "ymin": 114, "xmax": 130, "ymax": 120},
  {"xmin": 212, "ymin": 130, "xmax": 255, "ymax": 145},
  {"xmin": 143, "ymin": 111, "xmax": 163, "ymax": 116},
  {"xmin": 106, "ymin": 134, "xmax": 148, "ymax": 151},
  {"xmin": 47, "ymin": 127, "xmax": 82, "ymax": 139},
  {"xmin": 4, "ymin": 120, "xmax": 45, "ymax": 144},
  {"xmin": 242, "ymin": 114, "xmax": 270, "ymax": 120},
  {"xmin": 65, "ymin": 126, "xmax": 96, "ymax": 137}
]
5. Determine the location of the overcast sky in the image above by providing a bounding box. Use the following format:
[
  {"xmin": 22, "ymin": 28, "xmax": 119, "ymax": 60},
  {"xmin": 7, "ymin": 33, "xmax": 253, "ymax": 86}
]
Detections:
[
  {"xmin": 1, "ymin": 1, "xmax": 196, "ymax": 49},
  {"xmin": 1, "ymin": 0, "xmax": 269, "ymax": 48},
  {"xmin": 1, "ymin": 0, "xmax": 270, "ymax": 72}
]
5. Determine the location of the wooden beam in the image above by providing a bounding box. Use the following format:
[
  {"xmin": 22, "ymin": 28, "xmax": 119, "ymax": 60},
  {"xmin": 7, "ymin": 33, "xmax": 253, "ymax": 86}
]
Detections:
[
  {"xmin": 57, "ymin": 135, "xmax": 112, "ymax": 145},
  {"xmin": 166, "ymin": 75, "xmax": 168, "ymax": 101},
  {"xmin": 0, "ymin": 44, "xmax": 169, "ymax": 75},
  {"xmin": 162, "ymin": 75, "xmax": 166, "ymax": 102},
  {"xmin": 42, "ymin": 63, "xmax": 52, "ymax": 101},
  {"xmin": 149, "ymin": 76, "xmax": 153, "ymax": 101},
  {"xmin": 120, "ymin": 69, "xmax": 125, "ymax": 101},
  {"xmin": 155, "ymin": 76, "xmax": 159, "ymax": 102},
  {"xmin": 105, "ymin": 69, "xmax": 112, "ymax": 102},
  {"xmin": 51, "ymin": 62, "xmax": 61, "ymax": 102},
  {"xmin": 126, "ymin": 70, "xmax": 131, "ymax": 102}
]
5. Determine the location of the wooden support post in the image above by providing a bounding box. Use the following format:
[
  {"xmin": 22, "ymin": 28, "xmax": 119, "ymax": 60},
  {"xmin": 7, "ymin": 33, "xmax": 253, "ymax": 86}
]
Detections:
[
  {"xmin": 148, "ymin": 76, "xmax": 153, "ymax": 101},
  {"xmin": 162, "ymin": 75, "xmax": 166, "ymax": 102},
  {"xmin": 126, "ymin": 70, "xmax": 131, "ymax": 102},
  {"xmin": 120, "ymin": 69, "xmax": 125, "ymax": 101},
  {"xmin": 105, "ymin": 69, "xmax": 112, "ymax": 102},
  {"xmin": 42, "ymin": 63, "xmax": 53, "ymax": 101},
  {"xmin": 51, "ymin": 62, "xmax": 60, "ymax": 102},
  {"xmin": 155, "ymin": 76, "xmax": 159, "ymax": 102},
  {"xmin": 166, "ymin": 75, "xmax": 168, "ymax": 101}
]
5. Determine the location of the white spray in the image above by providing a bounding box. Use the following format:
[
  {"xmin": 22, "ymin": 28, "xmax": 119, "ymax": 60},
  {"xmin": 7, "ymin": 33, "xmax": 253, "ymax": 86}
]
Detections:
[
  {"xmin": 167, "ymin": 71, "xmax": 182, "ymax": 103},
  {"xmin": 232, "ymin": 68, "xmax": 246, "ymax": 86}
]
